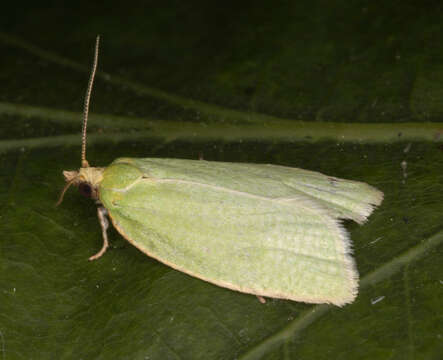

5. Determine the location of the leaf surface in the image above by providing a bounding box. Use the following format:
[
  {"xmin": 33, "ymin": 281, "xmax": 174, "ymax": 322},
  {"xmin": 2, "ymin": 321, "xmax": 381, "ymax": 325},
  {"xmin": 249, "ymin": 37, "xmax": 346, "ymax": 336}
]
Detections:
[{"xmin": 1, "ymin": 2, "xmax": 442, "ymax": 359}]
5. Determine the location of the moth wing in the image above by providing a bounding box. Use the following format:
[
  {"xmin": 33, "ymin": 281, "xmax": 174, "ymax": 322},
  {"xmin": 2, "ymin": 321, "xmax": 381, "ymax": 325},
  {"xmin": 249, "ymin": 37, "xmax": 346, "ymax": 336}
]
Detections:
[
  {"xmin": 265, "ymin": 164, "xmax": 384, "ymax": 224},
  {"xmin": 98, "ymin": 158, "xmax": 374, "ymax": 306},
  {"xmin": 124, "ymin": 157, "xmax": 383, "ymax": 224}
]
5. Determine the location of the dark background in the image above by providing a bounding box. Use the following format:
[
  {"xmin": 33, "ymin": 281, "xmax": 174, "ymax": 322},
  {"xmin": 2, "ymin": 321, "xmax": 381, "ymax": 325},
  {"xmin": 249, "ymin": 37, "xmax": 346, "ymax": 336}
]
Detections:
[{"xmin": 0, "ymin": 1, "xmax": 442, "ymax": 359}]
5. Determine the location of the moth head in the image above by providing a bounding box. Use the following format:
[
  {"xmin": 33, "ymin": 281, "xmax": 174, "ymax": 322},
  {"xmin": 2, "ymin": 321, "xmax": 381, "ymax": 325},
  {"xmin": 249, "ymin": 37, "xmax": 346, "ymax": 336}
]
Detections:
[{"xmin": 56, "ymin": 167, "xmax": 105, "ymax": 206}]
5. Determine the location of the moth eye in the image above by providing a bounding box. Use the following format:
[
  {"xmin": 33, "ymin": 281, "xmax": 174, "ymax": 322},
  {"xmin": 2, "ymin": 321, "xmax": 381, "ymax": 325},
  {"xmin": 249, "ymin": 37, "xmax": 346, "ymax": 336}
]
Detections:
[{"xmin": 79, "ymin": 183, "xmax": 92, "ymax": 198}]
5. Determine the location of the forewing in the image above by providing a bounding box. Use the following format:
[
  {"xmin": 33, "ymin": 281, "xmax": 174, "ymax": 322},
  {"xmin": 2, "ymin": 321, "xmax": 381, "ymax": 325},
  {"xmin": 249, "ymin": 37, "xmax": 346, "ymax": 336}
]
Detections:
[
  {"xmin": 123, "ymin": 157, "xmax": 383, "ymax": 223},
  {"xmin": 100, "ymin": 160, "xmax": 360, "ymax": 306}
]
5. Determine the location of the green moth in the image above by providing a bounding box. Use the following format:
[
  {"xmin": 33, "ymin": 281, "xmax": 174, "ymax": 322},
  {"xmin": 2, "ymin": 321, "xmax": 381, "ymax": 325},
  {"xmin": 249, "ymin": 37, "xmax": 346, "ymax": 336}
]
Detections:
[{"xmin": 58, "ymin": 36, "xmax": 383, "ymax": 306}]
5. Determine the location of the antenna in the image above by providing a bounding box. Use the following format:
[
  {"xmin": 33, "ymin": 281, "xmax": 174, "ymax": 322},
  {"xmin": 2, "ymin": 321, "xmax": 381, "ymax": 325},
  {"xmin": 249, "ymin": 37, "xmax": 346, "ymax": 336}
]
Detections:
[{"xmin": 81, "ymin": 35, "xmax": 100, "ymax": 168}]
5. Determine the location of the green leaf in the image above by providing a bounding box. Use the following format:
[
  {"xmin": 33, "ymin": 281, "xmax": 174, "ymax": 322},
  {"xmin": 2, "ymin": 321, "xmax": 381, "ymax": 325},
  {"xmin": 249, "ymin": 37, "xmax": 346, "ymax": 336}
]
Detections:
[{"xmin": 1, "ymin": 2, "xmax": 442, "ymax": 359}]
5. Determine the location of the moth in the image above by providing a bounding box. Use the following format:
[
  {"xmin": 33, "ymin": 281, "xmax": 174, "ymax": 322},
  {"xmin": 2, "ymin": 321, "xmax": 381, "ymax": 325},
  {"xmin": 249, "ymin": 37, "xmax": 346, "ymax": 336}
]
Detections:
[{"xmin": 58, "ymin": 36, "xmax": 383, "ymax": 306}]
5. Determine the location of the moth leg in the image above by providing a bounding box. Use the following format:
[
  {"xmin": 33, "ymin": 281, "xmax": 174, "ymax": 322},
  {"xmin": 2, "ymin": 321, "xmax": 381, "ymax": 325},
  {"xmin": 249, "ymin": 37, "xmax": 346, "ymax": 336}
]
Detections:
[
  {"xmin": 256, "ymin": 295, "xmax": 266, "ymax": 304},
  {"xmin": 89, "ymin": 206, "xmax": 109, "ymax": 261}
]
